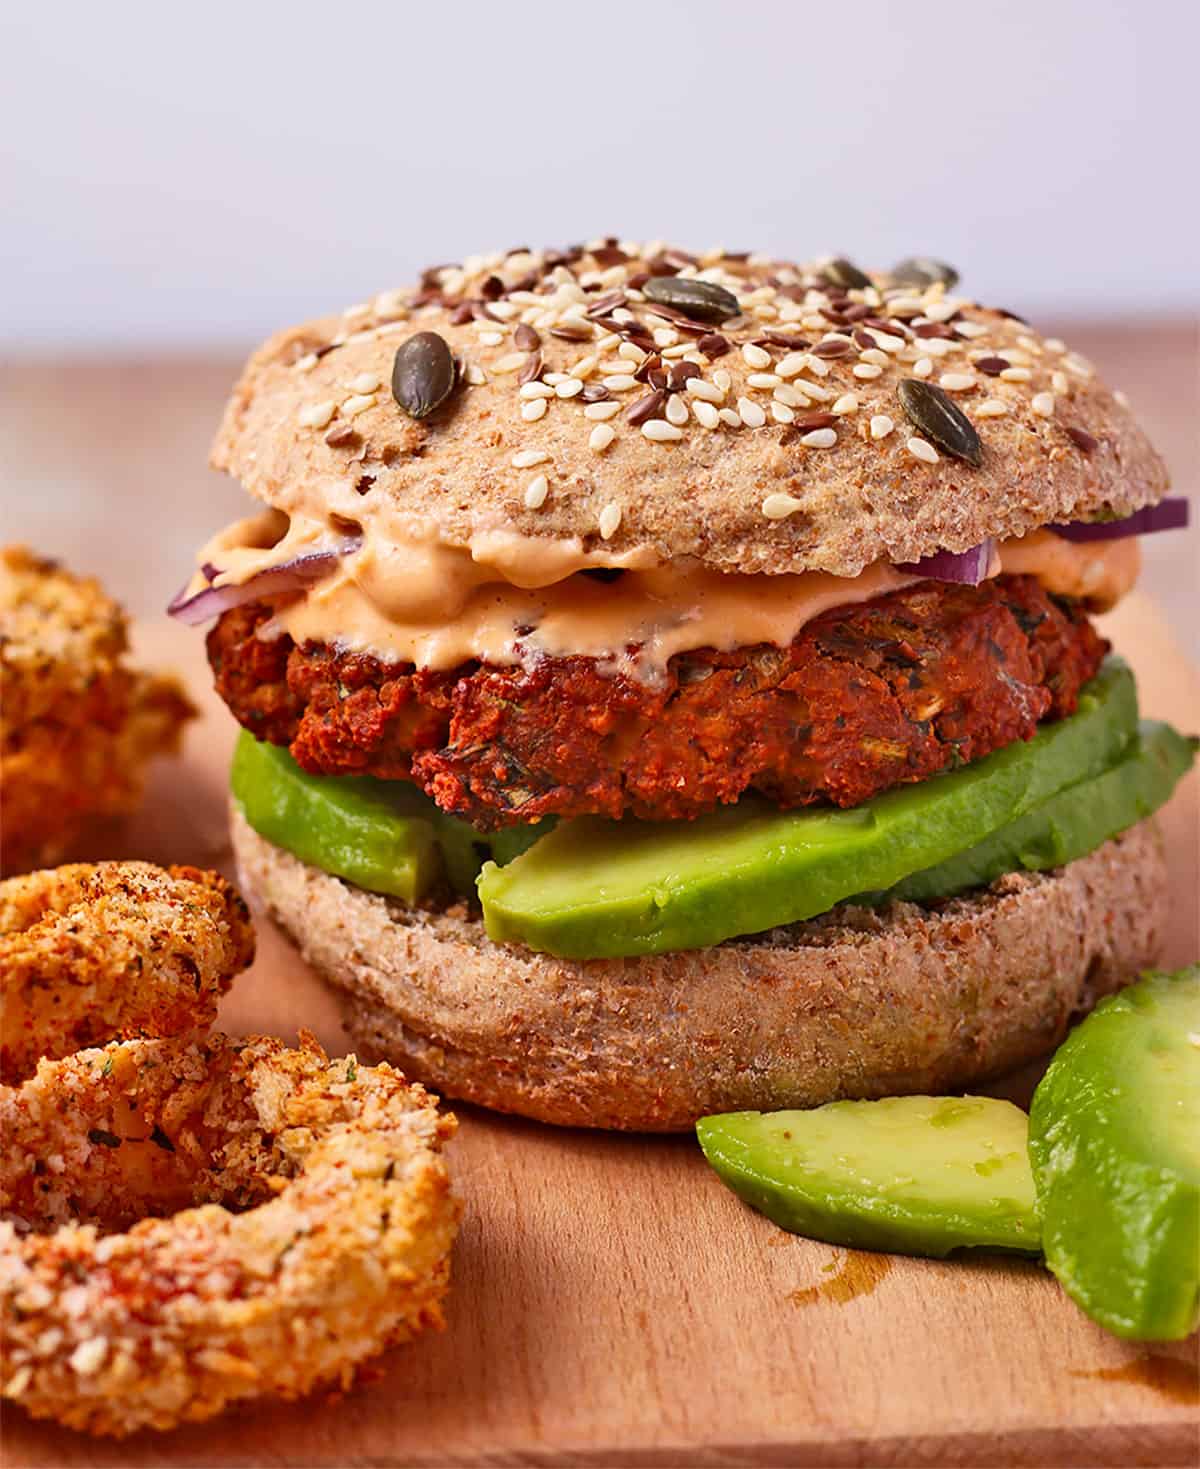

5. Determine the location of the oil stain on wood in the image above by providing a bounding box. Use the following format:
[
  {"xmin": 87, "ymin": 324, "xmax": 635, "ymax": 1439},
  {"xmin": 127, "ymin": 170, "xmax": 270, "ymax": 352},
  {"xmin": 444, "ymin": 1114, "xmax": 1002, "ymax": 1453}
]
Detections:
[
  {"xmin": 1071, "ymin": 1355, "xmax": 1200, "ymax": 1407},
  {"xmin": 788, "ymin": 1250, "xmax": 894, "ymax": 1307}
]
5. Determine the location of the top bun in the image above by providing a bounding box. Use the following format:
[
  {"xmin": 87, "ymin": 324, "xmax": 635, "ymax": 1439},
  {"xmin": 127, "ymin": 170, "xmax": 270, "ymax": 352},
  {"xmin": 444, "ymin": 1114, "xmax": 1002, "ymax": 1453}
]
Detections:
[{"xmin": 212, "ymin": 242, "xmax": 1167, "ymax": 577}]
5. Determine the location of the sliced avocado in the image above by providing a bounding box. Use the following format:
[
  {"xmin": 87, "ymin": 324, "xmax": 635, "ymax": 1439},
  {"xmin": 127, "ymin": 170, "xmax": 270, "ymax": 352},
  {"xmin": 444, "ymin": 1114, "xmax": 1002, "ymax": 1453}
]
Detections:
[
  {"xmin": 478, "ymin": 658, "xmax": 1138, "ymax": 958},
  {"xmin": 1029, "ymin": 965, "xmax": 1200, "ymax": 1340},
  {"xmin": 875, "ymin": 721, "xmax": 1196, "ymax": 904},
  {"xmin": 697, "ymin": 1097, "xmax": 1041, "ymax": 1256},
  {"xmin": 230, "ymin": 732, "xmax": 549, "ymax": 901}
]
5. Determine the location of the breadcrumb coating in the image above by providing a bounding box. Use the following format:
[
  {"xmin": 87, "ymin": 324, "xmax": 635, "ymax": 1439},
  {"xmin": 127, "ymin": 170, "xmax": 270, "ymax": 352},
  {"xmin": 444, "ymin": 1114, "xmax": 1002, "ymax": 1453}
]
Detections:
[
  {"xmin": 1, "ymin": 1032, "xmax": 458, "ymax": 1436},
  {"xmin": 0, "ymin": 861, "xmax": 255, "ymax": 1083},
  {"xmin": 1, "ymin": 546, "xmax": 194, "ymax": 875}
]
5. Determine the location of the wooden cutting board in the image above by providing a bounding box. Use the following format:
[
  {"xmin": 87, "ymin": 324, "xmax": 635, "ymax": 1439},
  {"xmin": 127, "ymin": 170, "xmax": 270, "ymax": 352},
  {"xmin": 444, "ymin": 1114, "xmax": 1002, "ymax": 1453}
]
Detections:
[{"xmin": 6, "ymin": 593, "xmax": 1199, "ymax": 1468}]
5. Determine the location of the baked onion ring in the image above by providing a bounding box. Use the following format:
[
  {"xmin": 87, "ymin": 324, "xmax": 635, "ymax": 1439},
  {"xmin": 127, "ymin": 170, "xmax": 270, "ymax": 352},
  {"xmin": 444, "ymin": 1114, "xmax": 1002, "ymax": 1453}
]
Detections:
[
  {"xmin": 1, "ymin": 1031, "xmax": 459, "ymax": 1437},
  {"xmin": 0, "ymin": 862, "xmax": 255, "ymax": 1083}
]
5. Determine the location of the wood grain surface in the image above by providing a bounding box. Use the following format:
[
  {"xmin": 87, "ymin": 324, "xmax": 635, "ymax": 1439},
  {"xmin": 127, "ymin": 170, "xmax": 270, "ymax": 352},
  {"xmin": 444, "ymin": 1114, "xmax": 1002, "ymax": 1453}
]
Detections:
[{"xmin": 3, "ymin": 594, "xmax": 1198, "ymax": 1469}]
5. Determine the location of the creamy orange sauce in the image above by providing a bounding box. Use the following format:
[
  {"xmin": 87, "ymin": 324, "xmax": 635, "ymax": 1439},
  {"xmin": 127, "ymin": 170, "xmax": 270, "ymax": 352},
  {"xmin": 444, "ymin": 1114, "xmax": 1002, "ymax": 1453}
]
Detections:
[{"xmin": 192, "ymin": 511, "xmax": 1141, "ymax": 680}]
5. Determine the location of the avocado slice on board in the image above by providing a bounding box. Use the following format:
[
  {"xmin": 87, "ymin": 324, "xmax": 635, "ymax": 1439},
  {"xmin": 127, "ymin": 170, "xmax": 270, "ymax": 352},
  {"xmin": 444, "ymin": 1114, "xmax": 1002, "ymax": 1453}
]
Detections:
[
  {"xmin": 1029, "ymin": 966, "xmax": 1200, "ymax": 1340},
  {"xmin": 697, "ymin": 1098, "xmax": 1041, "ymax": 1256},
  {"xmin": 231, "ymin": 732, "xmax": 548, "ymax": 901},
  {"xmin": 874, "ymin": 721, "xmax": 1196, "ymax": 904},
  {"xmin": 479, "ymin": 658, "xmax": 1137, "ymax": 958}
]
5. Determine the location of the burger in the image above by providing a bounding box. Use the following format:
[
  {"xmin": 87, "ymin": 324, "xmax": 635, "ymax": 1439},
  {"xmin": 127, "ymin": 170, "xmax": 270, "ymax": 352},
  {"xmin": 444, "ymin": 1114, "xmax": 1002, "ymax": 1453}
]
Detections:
[{"xmin": 172, "ymin": 241, "xmax": 1194, "ymax": 1131}]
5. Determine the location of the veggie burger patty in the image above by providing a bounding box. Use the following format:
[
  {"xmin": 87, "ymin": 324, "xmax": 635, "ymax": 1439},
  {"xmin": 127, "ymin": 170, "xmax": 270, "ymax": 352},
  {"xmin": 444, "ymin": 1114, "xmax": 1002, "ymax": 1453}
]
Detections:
[{"xmin": 208, "ymin": 573, "xmax": 1105, "ymax": 828}]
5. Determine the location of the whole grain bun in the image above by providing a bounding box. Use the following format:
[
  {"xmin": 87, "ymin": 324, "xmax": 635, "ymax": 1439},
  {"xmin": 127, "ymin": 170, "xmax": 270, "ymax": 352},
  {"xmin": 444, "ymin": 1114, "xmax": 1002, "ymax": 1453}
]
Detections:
[
  {"xmin": 232, "ymin": 808, "xmax": 1166, "ymax": 1131},
  {"xmin": 212, "ymin": 244, "xmax": 1166, "ymax": 579}
]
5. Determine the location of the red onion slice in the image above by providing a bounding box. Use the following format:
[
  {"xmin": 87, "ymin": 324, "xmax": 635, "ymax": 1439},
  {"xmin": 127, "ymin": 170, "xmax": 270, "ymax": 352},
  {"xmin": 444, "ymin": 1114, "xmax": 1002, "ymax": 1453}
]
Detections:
[
  {"xmin": 168, "ymin": 536, "xmax": 362, "ymax": 626},
  {"xmin": 896, "ymin": 538, "xmax": 997, "ymax": 585},
  {"xmin": 1052, "ymin": 497, "xmax": 1189, "ymax": 542}
]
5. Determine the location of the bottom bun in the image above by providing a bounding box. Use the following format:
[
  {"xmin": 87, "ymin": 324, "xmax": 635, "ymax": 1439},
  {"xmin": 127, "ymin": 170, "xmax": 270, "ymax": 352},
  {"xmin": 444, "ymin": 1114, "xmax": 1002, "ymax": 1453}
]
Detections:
[{"xmin": 232, "ymin": 808, "xmax": 1166, "ymax": 1132}]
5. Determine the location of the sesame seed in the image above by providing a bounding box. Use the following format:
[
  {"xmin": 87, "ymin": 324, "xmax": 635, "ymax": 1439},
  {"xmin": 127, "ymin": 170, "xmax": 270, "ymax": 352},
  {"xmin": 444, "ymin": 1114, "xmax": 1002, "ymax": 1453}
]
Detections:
[
  {"xmin": 975, "ymin": 399, "xmax": 1010, "ymax": 417},
  {"xmin": 299, "ymin": 400, "xmax": 336, "ymax": 429},
  {"xmin": 666, "ymin": 394, "xmax": 689, "ymax": 426},
  {"xmin": 746, "ymin": 373, "xmax": 782, "ymax": 390},
  {"xmin": 584, "ymin": 401, "xmax": 621, "ymax": 420},
  {"xmin": 295, "ymin": 353, "xmax": 319, "ymax": 372},
  {"xmin": 923, "ymin": 301, "xmax": 957, "ymax": 323},
  {"xmin": 589, "ymin": 423, "xmax": 617, "ymax": 452},
  {"xmin": 686, "ymin": 378, "xmax": 725, "ymax": 404},
  {"xmin": 603, "ymin": 374, "xmax": 639, "ymax": 392},
  {"xmin": 872, "ymin": 330, "xmax": 907, "ymax": 353},
  {"xmin": 907, "ymin": 436, "xmax": 939, "ymax": 464},
  {"xmin": 801, "ymin": 427, "xmax": 837, "ymax": 448},
  {"xmin": 742, "ymin": 343, "xmax": 772, "ymax": 369},
  {"xmin": 524, "ymin": 474, "xmax": 549, "ymax": 509},
  {"xmin": 939, "ymin": 372, "xmax": 976, "ymax": 392},
  {"xmin": 801, "ymin": 354, "xmax": 830, "ymax": 378},
  {"xmin": 832, "ymin": 393, "xmax": 859, "ymax": 415},
  {"xmin": 340, "ymin": 393, "xmax": 376, "ymax": 418},
  {"xmin": 773, "ymin": 384, "xmax": 807, "ymax": 408},
  {"xmin": 544, "ymin": 372, "xmax": 568, "ymax": 386},
  {"xmin": 599, "ymin": 503, "xmax": 623, "ymax": 539},
  {"xmin": 1031, "ymin": 392, "xmax": 1055, "ymax": 418},
  {"xmin": 713, "ymin": 368, "xmax": 733, "ymax": 393},
  {"xmin": 519, "ymin": 381, "xmax": 554, "ymax": 399},
  {"xmin": 1051, "ymin": 370, "xmax": 1070, "ymax": 395},
  {"xmin": 492, "ymin": 352, "xmax": 527, "ymax": 374},
  {"xmin": 912, "ymin": 357, "xmax": 934, "ymax": 378},
  {"xmin": 771, "ymin": 401, "xmax": 795, "ymax": 424},
  {"xmin": 693, "ymin": 400, "xmax": 720, "ymax": 429},
  {"xmin": 954, "ymin": 321, "xmax": 988, "ymax": 339},
  {"xmin": 719, "ymin": 407, "xmax": 743, "ymax": 428},
  {"xmin": 555, "ymin": 378, "xmax": 584, "ymax": 399},
  {"xmin": 653, "ymin": 327, "xmax": 679, "ymax": 348},
  {"xmin": 776, "ymin": 352, "xmax": 808, "ymax": 379},
  {"xmin": 738, "ymin": 397, "xmax": 766, "ymax": 428},
  {"xmin": 642, "ymin": 419, "xmax": 684, "ymax": 443},
  {"xmin": 521, "ymin": 398, "xmax": 548, "ymax": 422},
  {"xmin": 853, "ymin": 363, "xmax": 883, "ymax": 380},
  {"xmin": 870, "ymin": 414, "xmax": 895, "ymax": 439},
  {"xmin": 795, "ymin": 379, "xmax": 833, "ymax": 402},
  {"xmin": 762, "ymin": 492, "xmax": 805, "ymax": 521},
  {"xmin": 512, "ymin": 449, "xmax": 550, "ymax": 468},
  {"xmin": 618, "ymin": 341, "xmax": 647, "ymax": 363},
  {"xmin": 70, "ymin": 1338, "xmax": 109, "ymax": 1376},
  {"xmin": 859, "ymin": 347, "xmax": 889, "ymax": 368},
  {"xmin": 478, "ymin": 330, "xmax": 504, "ymax": 347},
  {"xmin": 1044, "ymin": 337, "xmax": 1066, "ymax": 353},
  {"xmin": 1000, "ymin": 366, "xmax": 1032, "ymax": 383}
]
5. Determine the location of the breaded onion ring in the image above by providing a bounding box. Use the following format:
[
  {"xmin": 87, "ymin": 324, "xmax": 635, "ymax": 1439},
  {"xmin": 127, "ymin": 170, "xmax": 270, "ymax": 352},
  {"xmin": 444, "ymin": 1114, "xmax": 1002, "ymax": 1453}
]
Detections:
[
  {"xmin": 0, "ymin": 862, "xmax": 255, "ymax": 1083},
  {"xmin": 1, "ymin": 1031, "xmax": 459, "ymax": 1436}
]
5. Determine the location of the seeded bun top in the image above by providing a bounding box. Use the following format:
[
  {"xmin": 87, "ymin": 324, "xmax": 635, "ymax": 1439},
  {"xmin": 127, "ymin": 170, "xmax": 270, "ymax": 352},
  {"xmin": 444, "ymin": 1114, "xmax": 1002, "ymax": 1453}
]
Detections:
[{"xmin": 211, "ymin": 241, "xmax": 1168, "ymax": 577}]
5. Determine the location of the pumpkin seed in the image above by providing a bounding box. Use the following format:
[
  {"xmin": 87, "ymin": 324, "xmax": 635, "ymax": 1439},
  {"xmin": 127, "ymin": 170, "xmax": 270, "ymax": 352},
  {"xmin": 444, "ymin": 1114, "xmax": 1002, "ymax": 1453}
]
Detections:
[
  {"xmin": 391, "ymin": 332, "xmax": 457, "ymax": 419},
  {"xmin": 890, "ymin": 256, "xmax": 960, "ymax": 290},
  {"xmin": 897, "ymin": 379, "xmax": 982, "ymax": 466},
  {"xmin": 822, "ymin": 258, "xmax": 873, "ymax": 290},
  {"xmin": 642, "ymin": 276, "xmax": 740, "ymax": 324}
]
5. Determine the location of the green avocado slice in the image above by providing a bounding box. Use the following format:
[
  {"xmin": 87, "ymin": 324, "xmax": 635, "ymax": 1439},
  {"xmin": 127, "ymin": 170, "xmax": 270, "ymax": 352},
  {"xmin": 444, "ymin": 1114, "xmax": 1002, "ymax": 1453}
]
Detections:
[
  {"xmin": 697, "ymin": 1098, "xmax": 1041, "ymax": 1256},
  {"xmin": 230, "ymin": 732, "xmax": 548, "ymax": 901},
  {"xmin": 1029, "ymin": 966, "xmax": 1200, "ymax": 1340},
  {"xmin": 477, "ymin": 658, "xmax": 1138, "ymax": 958},
  {"xmin": 874, "ymin": 721, "xmax": 1196, "ymax": 904}
]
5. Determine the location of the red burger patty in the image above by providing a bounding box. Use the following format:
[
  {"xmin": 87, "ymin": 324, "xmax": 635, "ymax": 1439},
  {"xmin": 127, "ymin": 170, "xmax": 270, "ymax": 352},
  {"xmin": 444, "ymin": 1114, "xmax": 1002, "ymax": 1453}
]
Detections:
[{"xmin": 209, "ymin": 574, "xmax": 1107, "ymax": 830}]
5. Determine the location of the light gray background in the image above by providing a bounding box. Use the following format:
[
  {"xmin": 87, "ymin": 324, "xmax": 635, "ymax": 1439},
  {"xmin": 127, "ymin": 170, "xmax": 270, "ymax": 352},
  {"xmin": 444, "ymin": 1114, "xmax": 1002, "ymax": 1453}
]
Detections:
[{"xmin": 2, "ymin": 0, "xmax": 1197, "ymax": 348}]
